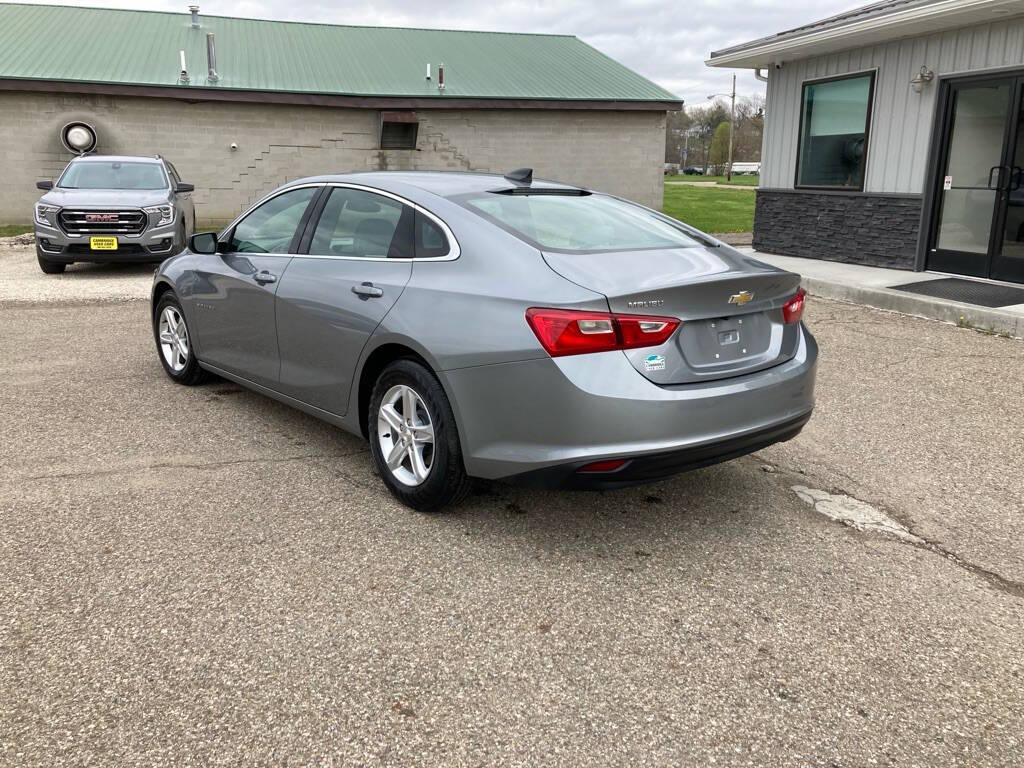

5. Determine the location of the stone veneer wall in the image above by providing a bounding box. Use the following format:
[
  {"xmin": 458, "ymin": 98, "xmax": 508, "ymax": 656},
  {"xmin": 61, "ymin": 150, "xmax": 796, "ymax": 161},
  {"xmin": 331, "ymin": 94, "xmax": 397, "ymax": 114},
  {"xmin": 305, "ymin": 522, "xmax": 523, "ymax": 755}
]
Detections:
[{"xmin": 753, "ymin": 189, "xmax": 923, "ymax": 270}]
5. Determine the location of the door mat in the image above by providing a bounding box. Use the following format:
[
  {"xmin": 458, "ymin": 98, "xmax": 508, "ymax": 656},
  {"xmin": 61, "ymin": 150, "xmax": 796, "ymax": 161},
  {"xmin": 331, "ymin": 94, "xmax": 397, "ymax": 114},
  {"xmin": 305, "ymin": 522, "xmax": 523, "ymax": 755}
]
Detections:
[{"xmin": 890, "ymin": 277, "xmax": 1024, "ymax": 308}]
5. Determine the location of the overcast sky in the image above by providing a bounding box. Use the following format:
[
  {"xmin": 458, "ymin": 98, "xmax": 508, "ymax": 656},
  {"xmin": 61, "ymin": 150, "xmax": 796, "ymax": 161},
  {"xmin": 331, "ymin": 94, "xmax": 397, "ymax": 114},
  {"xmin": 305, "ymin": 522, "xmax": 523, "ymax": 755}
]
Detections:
[{"xmin": 23, "ymin": 0, "xmax": 860, "ymax": 104}]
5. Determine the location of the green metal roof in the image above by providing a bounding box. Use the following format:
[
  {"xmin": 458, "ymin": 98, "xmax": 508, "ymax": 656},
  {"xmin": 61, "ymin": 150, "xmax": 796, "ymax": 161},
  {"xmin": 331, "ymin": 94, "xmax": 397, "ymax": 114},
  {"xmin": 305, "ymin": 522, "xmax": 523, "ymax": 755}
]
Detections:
[{"xmin": 0, "ymin": 3, "xmax": 679, "ymax": 104}]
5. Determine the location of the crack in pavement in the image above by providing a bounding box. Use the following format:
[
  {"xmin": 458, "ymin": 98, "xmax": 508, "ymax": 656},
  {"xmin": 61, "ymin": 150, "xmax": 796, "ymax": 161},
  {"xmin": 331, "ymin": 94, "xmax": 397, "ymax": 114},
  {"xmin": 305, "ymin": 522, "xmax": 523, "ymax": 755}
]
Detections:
[
  {"xmin": 19, "ymin": 449, "xmax": 369, "ymax": 483},
  {"xmin": 790, "ymin": 483, "xmax": 1024, "ymax": 599}
]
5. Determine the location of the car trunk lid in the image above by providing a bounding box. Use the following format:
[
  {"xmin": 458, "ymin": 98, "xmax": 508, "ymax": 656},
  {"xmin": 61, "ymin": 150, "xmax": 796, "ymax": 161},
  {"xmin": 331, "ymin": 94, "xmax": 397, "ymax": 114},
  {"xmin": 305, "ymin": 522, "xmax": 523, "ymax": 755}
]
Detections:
[{"xmin": 541, "ymin": 244, "xmax": 804, "ymax": 384}]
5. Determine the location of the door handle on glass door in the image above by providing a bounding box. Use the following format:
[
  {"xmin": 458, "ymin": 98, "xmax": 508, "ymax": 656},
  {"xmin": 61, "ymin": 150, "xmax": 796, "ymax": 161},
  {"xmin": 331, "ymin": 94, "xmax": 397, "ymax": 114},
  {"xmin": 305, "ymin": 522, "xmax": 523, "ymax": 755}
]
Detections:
[
  {"xmin": 988, "ymin": 165, "xmax": 1011, "ymax": 190},
  {"xmin": 254, "ymin": 271, "xmax": 277, "ymax": 284},
  {"xmin": 352, "ymin": 282, "xmax": 384, "ymax": 298}
]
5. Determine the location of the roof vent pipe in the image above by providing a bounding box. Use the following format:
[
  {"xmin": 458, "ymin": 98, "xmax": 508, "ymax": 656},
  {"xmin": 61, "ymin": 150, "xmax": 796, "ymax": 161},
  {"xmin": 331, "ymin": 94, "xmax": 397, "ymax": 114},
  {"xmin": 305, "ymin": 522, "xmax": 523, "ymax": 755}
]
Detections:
[
  {"xmin": 206, "ymin": 32, "xmax": 219, "ymax": 81},
  {"xmin": 189, "ymin": 5, "xmax": 199, "ymax": 27},
  {"xmin": 426, "ymin": 62, "xmax": 431, "ymax": 81},
  {"xmin": 438, "ymin": 63, "xmax": 445, "ymax": 91},
  {"xmin": 179, "ymin": 50, "xmax": 189, "ymax": 83}
]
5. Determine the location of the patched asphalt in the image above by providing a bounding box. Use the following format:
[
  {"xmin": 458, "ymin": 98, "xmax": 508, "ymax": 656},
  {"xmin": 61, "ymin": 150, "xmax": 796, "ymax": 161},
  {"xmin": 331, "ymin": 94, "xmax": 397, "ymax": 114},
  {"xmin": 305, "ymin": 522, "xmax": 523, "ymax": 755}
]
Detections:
[{"xmin": 1, "ymin": 261, "xmax": 1023, "ymax": 765}]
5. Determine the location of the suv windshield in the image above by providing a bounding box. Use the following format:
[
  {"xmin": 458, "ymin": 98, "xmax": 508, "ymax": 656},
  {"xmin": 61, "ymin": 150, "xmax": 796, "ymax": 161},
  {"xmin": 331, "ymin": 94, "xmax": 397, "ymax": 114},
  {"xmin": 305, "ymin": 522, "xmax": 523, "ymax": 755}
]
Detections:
[
  {"xmin": 58, "ymin": 161, "xmax": 167, "ymax": 190},
  {"xmin": 460, "ymin": 192, "xmax": 699, "ymax": 253}
]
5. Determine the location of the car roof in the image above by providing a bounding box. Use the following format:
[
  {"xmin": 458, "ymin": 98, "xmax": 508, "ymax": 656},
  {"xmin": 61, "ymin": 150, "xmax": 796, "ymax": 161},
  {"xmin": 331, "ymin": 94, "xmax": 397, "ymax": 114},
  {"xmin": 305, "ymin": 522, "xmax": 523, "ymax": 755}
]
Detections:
[
  {"xmin": 283, "ymin": 171, "xmax": 589, "ymax": 199},
  {"xmin": 69, "ymin": 155, "xmax": 163, "ymax": 164}
]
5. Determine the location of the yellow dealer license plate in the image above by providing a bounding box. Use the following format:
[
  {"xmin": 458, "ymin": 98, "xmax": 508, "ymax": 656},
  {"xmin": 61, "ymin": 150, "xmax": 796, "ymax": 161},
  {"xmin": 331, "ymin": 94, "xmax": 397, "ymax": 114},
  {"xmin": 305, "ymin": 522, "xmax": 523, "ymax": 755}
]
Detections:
[{"xmin": 90, "ymin": 236, "xmax": 118, "ymax": 251}]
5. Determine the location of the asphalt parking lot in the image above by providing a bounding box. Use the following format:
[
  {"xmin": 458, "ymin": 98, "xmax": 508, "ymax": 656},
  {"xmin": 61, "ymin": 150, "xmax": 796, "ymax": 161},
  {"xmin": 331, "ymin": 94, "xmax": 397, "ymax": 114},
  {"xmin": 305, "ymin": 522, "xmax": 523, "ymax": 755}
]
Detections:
[{"xmin": 2, "ymin": 240, "xmax": 1023, "ymax": 766}]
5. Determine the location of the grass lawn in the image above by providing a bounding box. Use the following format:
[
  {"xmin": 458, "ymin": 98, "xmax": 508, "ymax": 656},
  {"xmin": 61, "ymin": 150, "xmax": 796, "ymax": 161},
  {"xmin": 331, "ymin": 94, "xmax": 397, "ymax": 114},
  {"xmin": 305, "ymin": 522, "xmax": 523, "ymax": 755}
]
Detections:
[
  {"xmin": 666, "ymin": 174, "xmax": 759, "ymax": 186},
  {"xmin": 0, "ymin": 225, "xmax": 32, "ymax": 237},
  {"xmin": 661, "ymin": 184, "xmax": 755, "ymax": 233}
]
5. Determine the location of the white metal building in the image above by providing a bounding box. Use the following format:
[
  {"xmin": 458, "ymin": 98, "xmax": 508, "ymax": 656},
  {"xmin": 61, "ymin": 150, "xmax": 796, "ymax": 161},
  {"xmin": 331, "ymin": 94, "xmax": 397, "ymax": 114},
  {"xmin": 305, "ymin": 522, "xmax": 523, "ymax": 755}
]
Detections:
[{"xmin": 708, "ymin": 0, "xmax": 1024, "ymax": 284}]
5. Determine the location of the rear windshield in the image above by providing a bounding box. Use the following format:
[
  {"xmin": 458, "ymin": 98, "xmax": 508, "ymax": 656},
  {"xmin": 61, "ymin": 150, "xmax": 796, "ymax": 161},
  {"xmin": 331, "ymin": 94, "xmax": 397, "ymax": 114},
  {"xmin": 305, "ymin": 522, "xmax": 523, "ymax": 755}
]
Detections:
[
  {"xmin": 58, "ymin": 161, "xmax": 167, "ymax": 190},
  {"xmin": 460, "ymin": 193, "xmax": 699, "ymax": 253}
]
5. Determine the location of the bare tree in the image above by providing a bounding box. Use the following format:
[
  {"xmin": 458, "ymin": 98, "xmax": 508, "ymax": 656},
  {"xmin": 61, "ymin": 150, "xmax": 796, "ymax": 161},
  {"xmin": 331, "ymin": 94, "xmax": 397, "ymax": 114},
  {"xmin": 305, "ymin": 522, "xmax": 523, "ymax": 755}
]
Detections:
[
  {"xmin": 665, "ymin": 96, "xmax": 764, "ymax": 170},
  {"xmin": 664, "ymin": 108, "xmax": 693, "ymax": 164}
]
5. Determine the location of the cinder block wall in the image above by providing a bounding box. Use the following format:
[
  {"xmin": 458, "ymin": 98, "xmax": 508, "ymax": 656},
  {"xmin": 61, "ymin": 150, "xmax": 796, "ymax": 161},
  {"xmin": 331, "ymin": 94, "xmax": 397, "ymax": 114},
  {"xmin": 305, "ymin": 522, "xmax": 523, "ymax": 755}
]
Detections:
[{"xmin": 0, "ymin": 91, "xmax": 666, "ymax": 226}]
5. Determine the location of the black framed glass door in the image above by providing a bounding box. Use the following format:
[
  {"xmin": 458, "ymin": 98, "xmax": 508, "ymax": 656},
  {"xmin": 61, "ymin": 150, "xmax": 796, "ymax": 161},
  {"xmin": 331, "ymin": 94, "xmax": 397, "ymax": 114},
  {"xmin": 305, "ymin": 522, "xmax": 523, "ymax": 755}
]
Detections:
[
  {"xmin": 995, "ymin": 85, "xmax": 1024, "ymax": 282},
  {"xmin": 928, "ymin": 75, "xmax": 1024, "ymax": 282}
]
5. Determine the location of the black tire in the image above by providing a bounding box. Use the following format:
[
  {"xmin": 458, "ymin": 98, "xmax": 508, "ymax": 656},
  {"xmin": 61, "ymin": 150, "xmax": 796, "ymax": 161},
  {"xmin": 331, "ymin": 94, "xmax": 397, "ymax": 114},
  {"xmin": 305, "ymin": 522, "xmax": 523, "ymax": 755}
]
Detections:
[
  {"xmin": 152, "ymin": 292, "xmax": 210, "ymax": 386},
  {"xmin": 36, "ymin": 249, "xmax": 66, "ymax": 274},
  {"xmin": 368, "ymin": 359, "xmax": 471, "ymax": 512}
]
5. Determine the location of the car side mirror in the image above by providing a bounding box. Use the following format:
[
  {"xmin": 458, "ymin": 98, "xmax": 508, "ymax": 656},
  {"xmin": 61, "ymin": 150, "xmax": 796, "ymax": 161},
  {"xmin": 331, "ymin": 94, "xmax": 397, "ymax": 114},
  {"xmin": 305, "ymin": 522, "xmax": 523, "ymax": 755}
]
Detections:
[
  {"xmin": 175, "ymin": 182, "xmax": 195, "ymax": 193},
  {"xmin": 36, "ymin": 180, "xmax": 53, "ymax": 190},
  {"xmin": 190, "ymin": 232, "xmax": 219, "ymax": 254}
]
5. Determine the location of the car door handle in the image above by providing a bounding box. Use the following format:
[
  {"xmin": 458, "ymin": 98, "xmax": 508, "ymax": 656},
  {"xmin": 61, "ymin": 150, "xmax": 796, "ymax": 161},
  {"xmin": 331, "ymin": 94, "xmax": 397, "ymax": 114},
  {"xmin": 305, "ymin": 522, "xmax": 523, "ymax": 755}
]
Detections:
[
  {"xmin": 352, "ymin": 282, "xmax": 384, "ymax": 298},
  {"xmin": 253, "ymin": 271, "xmax": 277, "ymax": 285}
]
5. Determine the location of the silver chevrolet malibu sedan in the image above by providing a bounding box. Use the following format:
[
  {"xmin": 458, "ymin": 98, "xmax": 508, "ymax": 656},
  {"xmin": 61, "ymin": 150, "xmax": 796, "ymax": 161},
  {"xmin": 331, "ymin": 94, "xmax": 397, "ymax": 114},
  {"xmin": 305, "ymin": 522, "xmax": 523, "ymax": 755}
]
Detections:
[{"xmin": 151, "ymin": 170, "xmax": 817, "ymax": 511}]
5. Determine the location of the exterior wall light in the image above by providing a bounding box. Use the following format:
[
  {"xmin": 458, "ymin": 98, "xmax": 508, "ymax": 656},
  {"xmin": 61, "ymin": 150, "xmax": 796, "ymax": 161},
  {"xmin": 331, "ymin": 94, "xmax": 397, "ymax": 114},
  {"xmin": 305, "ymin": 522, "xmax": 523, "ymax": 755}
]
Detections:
[
  {"xmin": 60, "ymin": 121, "xmax": 97, "ymax": 154},
  {"xmin": 911, "ymin": 66, "xmax": 934, "ymax": 93}
]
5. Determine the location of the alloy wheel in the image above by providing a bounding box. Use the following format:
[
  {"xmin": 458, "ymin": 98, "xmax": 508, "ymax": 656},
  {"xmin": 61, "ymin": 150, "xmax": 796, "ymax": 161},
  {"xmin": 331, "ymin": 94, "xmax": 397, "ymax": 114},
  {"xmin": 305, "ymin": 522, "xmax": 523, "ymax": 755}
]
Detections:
[
  {"xmin": 158, "ymin": 306, "xmax": 190, "ymax": 373},
  {"xmin": 377, "ymin": 384, "xmax": 435, "ymax": 486}
]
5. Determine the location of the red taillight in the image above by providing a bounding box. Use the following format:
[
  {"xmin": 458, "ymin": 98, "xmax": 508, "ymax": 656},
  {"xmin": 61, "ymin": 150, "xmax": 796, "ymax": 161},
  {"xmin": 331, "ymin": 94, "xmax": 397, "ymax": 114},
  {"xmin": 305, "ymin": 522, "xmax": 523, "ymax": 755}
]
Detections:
[
  {"xmin": 617, "ymin": 316, "xmax": 678, "ymax": 348},
  {"xmin": 782, "ymin": 288, "xmax": 807, "ymax": 325},
  {"xmin": 525, "ymin": 308, "xmax": 680, "ymax": 358},
  {"xmin": 525, "ymin": 308, "xmax": 618, "ymax": 356}
]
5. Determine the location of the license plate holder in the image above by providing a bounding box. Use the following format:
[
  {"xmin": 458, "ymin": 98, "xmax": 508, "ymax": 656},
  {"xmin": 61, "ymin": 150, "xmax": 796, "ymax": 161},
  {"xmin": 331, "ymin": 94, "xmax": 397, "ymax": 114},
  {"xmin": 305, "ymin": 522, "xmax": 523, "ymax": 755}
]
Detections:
[
  {"xmin": 90, "ymin": 236, "xmax": 118, "ymax": 251},
  {"xmin": 680, "ymin": 314, "xmax": 771, "ymax": 368}
]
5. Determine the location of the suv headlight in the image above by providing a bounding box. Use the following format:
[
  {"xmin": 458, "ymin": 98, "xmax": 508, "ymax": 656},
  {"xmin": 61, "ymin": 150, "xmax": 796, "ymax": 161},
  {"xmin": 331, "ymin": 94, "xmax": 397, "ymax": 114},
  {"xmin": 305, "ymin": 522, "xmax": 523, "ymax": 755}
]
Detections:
[
  {"xmin": 35, "ymin": 203, "xmax": 59, "ymax": 226},
  {"xmin": 144, "ymin": 204, "xmax": 174, "ymax": 226}
]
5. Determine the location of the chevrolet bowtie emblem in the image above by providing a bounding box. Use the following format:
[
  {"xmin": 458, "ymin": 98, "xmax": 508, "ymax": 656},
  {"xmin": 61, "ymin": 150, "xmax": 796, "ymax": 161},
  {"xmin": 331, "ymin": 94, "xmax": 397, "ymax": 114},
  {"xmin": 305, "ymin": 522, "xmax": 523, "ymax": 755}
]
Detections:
[{"xmin": 728, "ymin": 290, "xmax": 754, "ymax": 306}]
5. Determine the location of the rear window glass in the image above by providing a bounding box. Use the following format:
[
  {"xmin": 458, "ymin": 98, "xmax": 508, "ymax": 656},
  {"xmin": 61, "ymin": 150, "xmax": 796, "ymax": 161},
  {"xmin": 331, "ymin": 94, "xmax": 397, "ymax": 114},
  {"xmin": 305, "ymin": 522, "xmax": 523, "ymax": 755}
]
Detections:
[
  {"xmin": 59, "ymin": 161, "xmax": 167, "ymax": 190},
  {"xmin": 461, "ymin": 193, "xmax": 699, "ymax": 252}
]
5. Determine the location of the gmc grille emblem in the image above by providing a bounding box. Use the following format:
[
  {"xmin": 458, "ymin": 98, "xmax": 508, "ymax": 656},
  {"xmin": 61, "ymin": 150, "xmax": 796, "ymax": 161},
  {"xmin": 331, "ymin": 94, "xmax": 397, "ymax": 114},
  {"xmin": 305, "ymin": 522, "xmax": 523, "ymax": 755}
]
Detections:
[{"xmin": 85, "ymin": 213, "xmax": 118, "ymax": 222}]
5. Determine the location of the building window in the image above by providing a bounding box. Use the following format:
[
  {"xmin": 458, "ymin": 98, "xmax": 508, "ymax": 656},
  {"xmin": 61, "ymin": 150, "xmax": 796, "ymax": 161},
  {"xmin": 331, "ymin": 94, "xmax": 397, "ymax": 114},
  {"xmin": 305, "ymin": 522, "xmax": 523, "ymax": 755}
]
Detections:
[
  {"xmin": 380, "ymin": 111, "xmax": 419, "ymax": 149},
  {"xmin": 796, "ymin": 72, "xmax": 874, "ymax": 190}
]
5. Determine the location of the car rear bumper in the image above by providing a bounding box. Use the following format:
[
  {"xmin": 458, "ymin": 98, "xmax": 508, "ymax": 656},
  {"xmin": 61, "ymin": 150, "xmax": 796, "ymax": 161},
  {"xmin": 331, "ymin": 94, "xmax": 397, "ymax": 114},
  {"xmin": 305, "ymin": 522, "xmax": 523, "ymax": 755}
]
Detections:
[
  {"xmin": 503, "ymin": 411, "xmax": 810, "ymax": 489},
  {"xmin": 439, "ymin": 325, "xmax": 818, "ymax": 484}
]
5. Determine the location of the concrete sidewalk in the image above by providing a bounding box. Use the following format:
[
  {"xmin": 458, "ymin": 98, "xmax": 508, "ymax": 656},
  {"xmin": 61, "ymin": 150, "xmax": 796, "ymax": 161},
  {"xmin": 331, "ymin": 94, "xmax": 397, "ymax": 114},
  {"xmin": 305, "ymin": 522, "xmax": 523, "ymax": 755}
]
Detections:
[{"xmin": 742, "ymin": 249, "xmax": 1024, "ymax": 338}]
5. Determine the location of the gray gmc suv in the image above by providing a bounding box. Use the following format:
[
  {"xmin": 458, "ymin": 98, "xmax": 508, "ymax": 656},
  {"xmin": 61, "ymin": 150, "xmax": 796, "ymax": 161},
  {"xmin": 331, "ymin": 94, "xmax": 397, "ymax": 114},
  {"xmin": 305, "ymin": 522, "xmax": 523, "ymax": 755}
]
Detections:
[{"xmin": 34, "ymin": 155, "xmax": 195, "ymax": 274}]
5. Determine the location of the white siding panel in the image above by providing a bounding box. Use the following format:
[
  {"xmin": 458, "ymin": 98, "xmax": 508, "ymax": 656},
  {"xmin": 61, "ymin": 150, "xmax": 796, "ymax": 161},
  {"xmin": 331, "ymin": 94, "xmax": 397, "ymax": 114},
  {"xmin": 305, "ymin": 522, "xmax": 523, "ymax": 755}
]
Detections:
[{"xmin": 759, "ymin": 16, "xmax": 1024, "ymax": 194}]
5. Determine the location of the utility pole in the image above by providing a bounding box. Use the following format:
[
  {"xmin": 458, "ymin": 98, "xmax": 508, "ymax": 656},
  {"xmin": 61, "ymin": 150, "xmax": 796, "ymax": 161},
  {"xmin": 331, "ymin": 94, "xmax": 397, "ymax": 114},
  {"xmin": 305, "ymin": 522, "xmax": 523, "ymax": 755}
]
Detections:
[
  {"xmin": 726, "ymin": 72, "xmax": 736, "ymax": 182},
  {"xmin": 708, "ymin": 73, "xmax": 737, "ymax": 180}
]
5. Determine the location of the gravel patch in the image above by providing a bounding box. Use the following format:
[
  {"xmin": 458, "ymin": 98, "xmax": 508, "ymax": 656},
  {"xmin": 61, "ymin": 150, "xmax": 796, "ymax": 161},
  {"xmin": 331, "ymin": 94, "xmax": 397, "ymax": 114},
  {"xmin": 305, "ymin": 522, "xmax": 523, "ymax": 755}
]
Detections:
[{"xmin": 0, "ymin": 238, "xmax": 155, "ymax": 307}]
